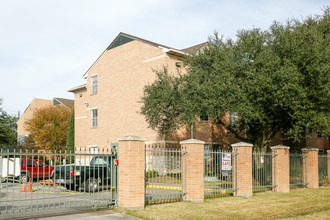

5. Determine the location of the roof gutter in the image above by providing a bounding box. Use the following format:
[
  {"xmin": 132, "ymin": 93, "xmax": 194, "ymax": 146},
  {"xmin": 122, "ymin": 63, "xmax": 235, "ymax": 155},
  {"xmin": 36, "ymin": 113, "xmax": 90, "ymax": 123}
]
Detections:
[{"xmin": 68, "ymin": 84, "xmax": 87, "ymax": 93}]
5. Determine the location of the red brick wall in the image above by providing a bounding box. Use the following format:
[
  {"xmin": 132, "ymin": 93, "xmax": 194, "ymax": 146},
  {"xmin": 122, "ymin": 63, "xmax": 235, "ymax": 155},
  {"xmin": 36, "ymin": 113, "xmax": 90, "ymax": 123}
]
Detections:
[
  {"xmin": 118, "ymin": 136, "xmax": 145, "ymax": 209},
  {"xmin": 181, "ymin": 139, "xmax": 205, "ymax": 202},
  {"xmin": 302, "ymin": 148, "xmax": 319, "ymax": 189},
  {"xmin": 232, "ymin": 142, "xmax": 253, "ymax": 197},
  {"xmin": 271, "ymin": 145, "xmax": 290, "ymax": 192}
]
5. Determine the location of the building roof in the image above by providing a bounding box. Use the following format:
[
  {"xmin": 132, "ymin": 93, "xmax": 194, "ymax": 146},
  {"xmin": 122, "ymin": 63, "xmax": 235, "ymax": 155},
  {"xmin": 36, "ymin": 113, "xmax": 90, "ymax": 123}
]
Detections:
[
  {"xmin": 181, "ymin": 42, "xmax": 208, "ymax": 54},
  {"xmin": 68, "ymin": 84, "xmax": 87, "ymax": 93},
  {"xmin": 82, "ymin": 32, "xmax": 205, "ymax": 78},
  {"xmin": 53, "ymin": 97, "xmax": 74, "ymax": 110},
  {"xmin": 107, "ymin": 32, "xmax": 181, "ymax": 51}
]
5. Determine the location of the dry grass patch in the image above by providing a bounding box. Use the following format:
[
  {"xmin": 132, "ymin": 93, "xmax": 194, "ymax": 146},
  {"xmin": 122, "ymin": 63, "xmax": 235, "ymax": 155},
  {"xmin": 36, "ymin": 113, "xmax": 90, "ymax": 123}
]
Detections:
[{"xmin": 118, "ymin": 188, "xmax": 330, "ymax": 220}]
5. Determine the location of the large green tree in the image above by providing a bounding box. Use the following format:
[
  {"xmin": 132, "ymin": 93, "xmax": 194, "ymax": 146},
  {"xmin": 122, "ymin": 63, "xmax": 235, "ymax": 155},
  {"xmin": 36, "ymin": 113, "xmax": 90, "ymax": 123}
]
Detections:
[
  {"xmin": 141, "ymin": 8, "xmax": 330, "ymax": 151},
  {"xmin": 0, "ymin": 98, "xmax": 17, "ymax": 148},
  {"xmin": 141, "ymin": 67, "xmax": 184, "ymax": 138}
]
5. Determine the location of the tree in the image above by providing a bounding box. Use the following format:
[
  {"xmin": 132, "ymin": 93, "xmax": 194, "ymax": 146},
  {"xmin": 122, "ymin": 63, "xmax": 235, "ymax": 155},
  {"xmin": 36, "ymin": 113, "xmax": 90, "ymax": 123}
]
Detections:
[
  {"xmin": 25, "ymin": 105, "xmax": 71, "ymax": 152},
  {"xmin": 0, "ymin": 98, "xmax": 17, "ymax": 148},
  {"xmin": 141, "ymin": 8, "xmax": 330, "ymax": 151},
  {"xmin": 141, "ymin": 67, "xmax": 184, "ymax": 138}
]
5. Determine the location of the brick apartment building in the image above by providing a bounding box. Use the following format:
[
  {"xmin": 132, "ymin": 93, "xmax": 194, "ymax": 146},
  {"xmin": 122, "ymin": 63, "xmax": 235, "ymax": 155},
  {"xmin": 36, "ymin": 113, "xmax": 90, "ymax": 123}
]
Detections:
[{"xmin": 69, "ymin": 32, "xmax": 329, "ymax": 152}]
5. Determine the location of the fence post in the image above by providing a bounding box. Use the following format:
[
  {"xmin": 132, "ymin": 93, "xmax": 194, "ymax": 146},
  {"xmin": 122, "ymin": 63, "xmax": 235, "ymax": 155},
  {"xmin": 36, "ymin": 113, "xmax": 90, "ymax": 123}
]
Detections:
[
  {"xmin": 302, "ymin": 148, "xmax": 319, "ymax": 189},
  {"xmin": 231, "ymin": 142, "xmax": 253, "ymax": 197},
  {"xmin": 180, "ymin": 139, "xmax": 205, "ymax": 202},
  {"xmin": 271, "ymin": 145, "xmax": 290, "ymax": 192},
  {"xmin": 328, "ymin": 150, "xmax": 330, "ymax": 184},
  {"xmin": 118, "ymin": 135, "xmax": 145, "ymax": 210}
]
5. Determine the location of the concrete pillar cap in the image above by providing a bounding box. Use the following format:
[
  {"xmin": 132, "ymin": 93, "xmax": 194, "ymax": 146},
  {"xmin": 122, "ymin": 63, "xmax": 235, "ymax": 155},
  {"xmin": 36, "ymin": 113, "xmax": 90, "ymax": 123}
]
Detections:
[
  {"xmin": 180, "ymin": 139, "xmax": 205, "ymax": 145},
  {"xmin": 271, "ymin": 145, "xmax": 290, "ymax": 150},
  {"xmin": 301, "ymin": 148, "xmax": 319, "ymax": 152},
  {"xmin": 231, "ymin": 142, "xmax": 253, "ymax": 147}
]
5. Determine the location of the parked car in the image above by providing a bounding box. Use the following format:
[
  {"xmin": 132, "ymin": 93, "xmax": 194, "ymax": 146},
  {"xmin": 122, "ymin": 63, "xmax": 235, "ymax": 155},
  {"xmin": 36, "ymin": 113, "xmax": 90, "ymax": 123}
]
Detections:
[
  {"xmin": 52, "ymin": 164, "xmax": 80, "ymax": 190},
  {"xmin": 0, "ymin": 157, "xmax": 54, "ymax": 183},
  {"xmin": 20, "ymin": 158, "xmax": 54, "ymax": 182},
  {"xmin": 53, "ymin": 155, "xmax": 116, "ymax": 192}
]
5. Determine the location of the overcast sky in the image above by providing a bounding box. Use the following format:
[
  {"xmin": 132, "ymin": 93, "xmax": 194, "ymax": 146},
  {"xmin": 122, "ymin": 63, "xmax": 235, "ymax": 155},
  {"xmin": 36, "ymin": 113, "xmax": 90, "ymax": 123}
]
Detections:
[{"xmin": 0, "ymin": 0, "xmax": 328, "ymax": 116}]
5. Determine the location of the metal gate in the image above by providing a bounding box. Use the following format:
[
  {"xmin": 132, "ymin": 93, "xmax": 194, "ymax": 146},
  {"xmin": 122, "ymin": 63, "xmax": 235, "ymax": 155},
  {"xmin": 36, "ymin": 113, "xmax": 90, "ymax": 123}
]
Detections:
[
  {"xmin": 145, "ymin": 141, "xmax": 184, "ymax": 204},
  {"xmin": 0, "ymin": 148, "xmax": 117, "ymax": 219}
]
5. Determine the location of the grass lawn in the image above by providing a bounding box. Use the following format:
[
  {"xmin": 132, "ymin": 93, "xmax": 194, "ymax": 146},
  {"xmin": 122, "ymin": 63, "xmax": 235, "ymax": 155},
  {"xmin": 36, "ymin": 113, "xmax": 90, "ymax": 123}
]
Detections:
[{"xmin": 117, "ymin": 188, "xmax": 330, "ymax": 220}]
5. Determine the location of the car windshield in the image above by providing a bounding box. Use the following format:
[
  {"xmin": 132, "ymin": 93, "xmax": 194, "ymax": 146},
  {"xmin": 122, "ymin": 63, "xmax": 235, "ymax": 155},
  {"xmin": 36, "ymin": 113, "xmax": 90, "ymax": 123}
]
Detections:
[{"xmin": 91, "ymin": 156, "xmax": 109, "ymax": 165}]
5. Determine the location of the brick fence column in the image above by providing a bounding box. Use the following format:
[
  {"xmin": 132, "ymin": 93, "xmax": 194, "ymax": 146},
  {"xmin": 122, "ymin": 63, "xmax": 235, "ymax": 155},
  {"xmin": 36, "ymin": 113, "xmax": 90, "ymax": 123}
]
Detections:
[
  {"xmin": 118, "ymin": 135, "xmax": 145, "ymax": 210},
  {"xmin": 231, "ymin": 142, "xmax": 253, "ymax": 197},
  {"xmin": 328, "ymin": 150, "xmax": 330, "ymax": 184},
  {"xmin": 271, "ymin": 145, "xmax": 290, "ymax": 192},
  {"xmin": 180, "ymin": 139, "xmax": 205, "ymax": 202},
  {"xmin": 302, "ymin": 148, "xmax": 319, "ymax": 189}
]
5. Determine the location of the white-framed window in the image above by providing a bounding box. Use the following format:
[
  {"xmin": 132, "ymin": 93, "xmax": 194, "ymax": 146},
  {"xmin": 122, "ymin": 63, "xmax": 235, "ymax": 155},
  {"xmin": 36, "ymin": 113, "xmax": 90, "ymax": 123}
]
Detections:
[
  {"xmin": 91, "ymin": 74, "xmax": 98, "ymax": 95},
  {"xmin": 89, "ymin": 146, "xmax": 99, "ymax": 155},
  {"xmin": 91, "ymin": 108, "xmax": 98, "ymax": 127}
]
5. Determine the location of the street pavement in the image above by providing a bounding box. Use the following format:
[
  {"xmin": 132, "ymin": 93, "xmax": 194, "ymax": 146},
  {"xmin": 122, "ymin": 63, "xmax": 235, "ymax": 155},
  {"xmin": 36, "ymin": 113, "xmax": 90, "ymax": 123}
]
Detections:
[{"xmin": 28, "ymin": 210, "xmax": 141, "ymax": 220}]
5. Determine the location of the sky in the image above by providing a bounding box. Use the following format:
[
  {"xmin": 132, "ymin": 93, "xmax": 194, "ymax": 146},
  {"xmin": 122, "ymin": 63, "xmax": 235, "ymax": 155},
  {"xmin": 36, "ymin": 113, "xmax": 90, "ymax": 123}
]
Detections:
[{"xmin": 0, "ymin": 0, "xmax": 328, "ymax": 116}]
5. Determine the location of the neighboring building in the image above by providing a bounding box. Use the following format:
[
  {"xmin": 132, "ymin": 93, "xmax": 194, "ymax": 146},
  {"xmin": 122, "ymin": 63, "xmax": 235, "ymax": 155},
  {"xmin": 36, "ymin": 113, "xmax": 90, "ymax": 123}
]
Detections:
[{"xmin": 17, "ymin": 97, "xmax": 73, "ymax": 145}]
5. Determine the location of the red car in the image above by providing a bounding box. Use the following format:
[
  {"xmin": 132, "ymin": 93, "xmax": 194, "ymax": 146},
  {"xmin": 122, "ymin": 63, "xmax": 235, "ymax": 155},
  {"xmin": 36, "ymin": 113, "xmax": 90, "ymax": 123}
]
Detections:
[{"xmin": 20, "ymin": 158, "xmax": 54, "ymax": 183}]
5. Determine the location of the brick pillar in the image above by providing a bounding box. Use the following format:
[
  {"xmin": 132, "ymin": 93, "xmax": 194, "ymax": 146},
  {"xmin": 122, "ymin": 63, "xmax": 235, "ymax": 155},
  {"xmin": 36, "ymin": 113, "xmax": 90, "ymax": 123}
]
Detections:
[
  {"xmin": 118, "ymin": 135, "xmax": 145, "ymax": 210},
  {"xmin": 271, "ymin": 145, "xmax": 290, "ymax": 192},
  {"xmin": 231, "ymin": 142, "xmax": 253, "ymax": 197},
  {"xmin": 180, "ymin": 139, "xmax": 205, "ymax": 202},
  {"xmin": 302, "ymin": 148, "xmax": 319, "ymax": 189},
  {"xmin": 328, "ymin": 150, "xmax": 330, "ymax": 184}
]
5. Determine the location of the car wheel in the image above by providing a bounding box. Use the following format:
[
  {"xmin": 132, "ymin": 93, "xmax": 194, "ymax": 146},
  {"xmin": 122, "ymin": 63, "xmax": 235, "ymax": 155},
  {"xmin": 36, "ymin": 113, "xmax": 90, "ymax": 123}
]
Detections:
[
  {"xmin": 66, "ymin": 184, "xmax": 74, "ymax": 191},
  {"xmin": 85, "ymin": 178, "xmax": 99, "ymax": 193},
  {"xmin": 19, "ymin": 173, "xmax": 29, "ymax": 183}
]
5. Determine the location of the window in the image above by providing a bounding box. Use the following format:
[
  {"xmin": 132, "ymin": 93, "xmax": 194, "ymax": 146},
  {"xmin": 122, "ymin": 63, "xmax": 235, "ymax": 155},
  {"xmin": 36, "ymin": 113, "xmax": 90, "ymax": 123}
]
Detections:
[
  {"xmin": 89, "ymin": 146, "xmax": 98, "ymax": 154},
  {"xmin": 200, "ymin": 113, "xmax": 208, "ymax": 121},
  {"xmin": 91, "ymin": 108, "xmax": 98, "ymax": 127},
  {"xmin": 91, "ymin": 75, "xmax": 98, "ymax": 95},
  {"xmin": 230, "ymin": 112, "xmax": 238, "ymax": 126}
]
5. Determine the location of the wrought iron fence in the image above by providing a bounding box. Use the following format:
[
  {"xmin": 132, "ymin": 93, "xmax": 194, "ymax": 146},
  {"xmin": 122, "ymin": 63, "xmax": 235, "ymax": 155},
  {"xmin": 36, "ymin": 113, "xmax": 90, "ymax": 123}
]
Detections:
[
  {"xmin": 145, "ymin": 141, "xmax": 184, "ymax": 204},
  {"xmin": 318, "ymin": 154, "xmax": 329, "ymax": 186},
  {"xmin": 252, "ymin": 152, "xmax": 273, "ymax": 193},
  {"xmin": 290, "ymin": 153, "xmax": 305, "ymax": 188},
  {"xmin": 204, "ymin": 146, "xmax": 234, "ymax": 198},
  {"xmin": 0, "ymin": 148, "xmax": 117, "ymax": 219}
]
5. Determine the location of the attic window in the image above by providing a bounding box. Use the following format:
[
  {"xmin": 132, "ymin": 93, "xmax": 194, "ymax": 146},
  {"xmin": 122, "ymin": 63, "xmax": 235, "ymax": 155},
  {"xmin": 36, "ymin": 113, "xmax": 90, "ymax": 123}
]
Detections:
[
  {"xmin": 107, "ymin": 35, "xmax": 134, "ymax": 50},
  {"xmin": 53, "ymin": 99, "xmax": 61, "ymax": 105}
]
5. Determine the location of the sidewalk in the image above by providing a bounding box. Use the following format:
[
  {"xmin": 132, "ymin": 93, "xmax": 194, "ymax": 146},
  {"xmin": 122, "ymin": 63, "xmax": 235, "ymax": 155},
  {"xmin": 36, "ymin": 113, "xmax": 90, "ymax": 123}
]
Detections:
[{"xmin": 29, "ymin": 210, "xmax": 141, "ymax": 220}]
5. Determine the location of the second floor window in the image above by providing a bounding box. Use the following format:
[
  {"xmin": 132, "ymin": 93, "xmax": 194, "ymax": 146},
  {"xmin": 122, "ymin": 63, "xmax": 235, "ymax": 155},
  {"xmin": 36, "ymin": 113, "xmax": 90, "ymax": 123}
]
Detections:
[
  {"xmin": 230, "ymin": 112, "xmax": 237, "ymax": 127},
  {"xmin": 91, "ymin": 108, "xmax": 98, "ymax": 127},
  {"xmin": 91, "ymin": 75, "xmax": 98, "ymax": 95}
]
